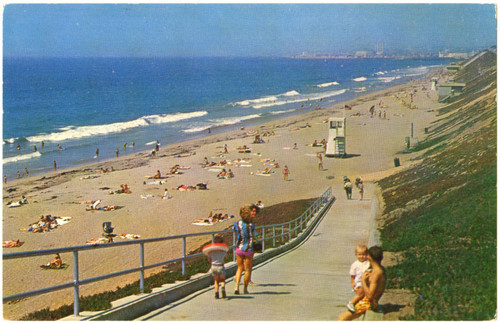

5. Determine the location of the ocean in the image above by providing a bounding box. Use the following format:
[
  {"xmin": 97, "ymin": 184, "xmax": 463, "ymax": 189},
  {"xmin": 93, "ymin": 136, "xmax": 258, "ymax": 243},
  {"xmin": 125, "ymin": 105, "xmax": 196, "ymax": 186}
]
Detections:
[{"xmin": 3, "ymin": 56, "xmax": 450, "ymax": 180}]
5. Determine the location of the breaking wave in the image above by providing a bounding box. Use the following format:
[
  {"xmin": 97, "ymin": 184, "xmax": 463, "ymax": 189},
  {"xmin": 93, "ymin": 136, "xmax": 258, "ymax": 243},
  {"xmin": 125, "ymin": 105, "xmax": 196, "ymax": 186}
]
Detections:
[
  {"xmin": 3, "ymin": 151, "xmax": 42, "ymax": 164},
  {"xmin": 182, "ymin": 114, "xmax": 261, "ymax": 133},
  {"xmin": 317, "ymin": 81, "xmax": 340, "ymax": 88},
  {"xmin": 25, "ymin": 111, "xmax": 208, "ymax": 142}
]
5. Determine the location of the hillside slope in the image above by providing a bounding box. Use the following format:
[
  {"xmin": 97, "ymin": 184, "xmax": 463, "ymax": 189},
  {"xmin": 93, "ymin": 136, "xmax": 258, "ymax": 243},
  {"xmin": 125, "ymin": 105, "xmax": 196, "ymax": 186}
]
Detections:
[{"xmin": 377, "ymin": 49, "xmax": 496, "ymax": 320}]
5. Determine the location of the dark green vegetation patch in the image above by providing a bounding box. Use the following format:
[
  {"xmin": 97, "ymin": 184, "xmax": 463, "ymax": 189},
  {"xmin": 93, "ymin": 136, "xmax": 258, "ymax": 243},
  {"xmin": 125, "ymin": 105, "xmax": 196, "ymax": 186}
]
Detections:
[{"xmin": 378, "ymin": 49, "xmax": 496, "ymax": 320}]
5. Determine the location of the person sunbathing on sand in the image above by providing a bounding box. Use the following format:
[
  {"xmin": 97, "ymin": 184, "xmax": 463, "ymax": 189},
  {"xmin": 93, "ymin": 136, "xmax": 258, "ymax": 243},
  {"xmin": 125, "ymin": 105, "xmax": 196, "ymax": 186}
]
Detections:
[
  {"xmin": 45, "ymin": 253, "xmax": 63, "ymax": 268},
  {"xmin": 217, "ymin": 169, "xmax": 227, "ymax": 179},
  {"xmin": 86, "ymin": 237, "xmax": 113, "ymax": 245},
  {"xmin": 202, "ymin": 161, "xmax": 217, "ymax": 168},
  {"xmin": 312, "ymin": 140, "xmax": 321, "ymax": 147},
  {"xmin": 228, "ymin": 169, "xmax": 234, "ymax": 178},
  {"xmin": 3, "ymin": 239, "xmax": 22, "ymax": 248},
  {"xmin": 153, "ymin": 170, "xmax": 162, "ymax": 179}
]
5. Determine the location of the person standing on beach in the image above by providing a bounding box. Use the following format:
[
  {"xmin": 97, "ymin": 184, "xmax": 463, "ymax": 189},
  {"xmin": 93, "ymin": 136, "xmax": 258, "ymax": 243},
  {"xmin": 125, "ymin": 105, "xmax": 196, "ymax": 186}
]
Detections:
[
  {"xmin": 96, "ymin": 148, "xmax": 99, "ymax": 158},
  {"xmin": 53, "ymin": 161, "xmax": 57, "ymax": 171},
  {"xmin": 115, "ymin": 148, "xmax": 119, "ymax": 158},
  {"xmin": 124, "ymin": 142, "xmax": 127, "ymax": 149},
  {"xmin": 4, "ymin": 176, "xmax": 7, "ymax": 184},
  {"xmin": 233, "ymin": 205, "xmax": 259, "ymax": 295},
  {"xmin": 283, "ymin": 165, "xmax": 289, "ymax": 181},
  {"xmin": 25, "ymin": 168, "xmax": 29, "ymax": 177},
  {"xmin": 17, "ymin": 171, "xmax": 21, "ymax": 179},
  {"xmin": 132, "ymin": 141, "xmax": 135, "ymax": 149},
  {"xmin": 317, "ymin": 153, "xmax": 324, "ymax": 171}
]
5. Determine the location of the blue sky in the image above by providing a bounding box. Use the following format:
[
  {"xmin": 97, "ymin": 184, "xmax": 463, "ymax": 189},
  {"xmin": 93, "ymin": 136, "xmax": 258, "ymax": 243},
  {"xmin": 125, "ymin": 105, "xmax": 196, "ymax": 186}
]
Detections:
[{"xmin": 3, "ymin": 3, "xmax": 497, "ymax": 57}]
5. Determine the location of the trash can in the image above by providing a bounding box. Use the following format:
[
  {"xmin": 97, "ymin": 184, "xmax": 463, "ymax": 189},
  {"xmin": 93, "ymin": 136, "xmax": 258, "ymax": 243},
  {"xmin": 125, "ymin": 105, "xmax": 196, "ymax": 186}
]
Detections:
[{"xmin": 394, "ymin": 157, "xmax": 400, "ymax": 167}]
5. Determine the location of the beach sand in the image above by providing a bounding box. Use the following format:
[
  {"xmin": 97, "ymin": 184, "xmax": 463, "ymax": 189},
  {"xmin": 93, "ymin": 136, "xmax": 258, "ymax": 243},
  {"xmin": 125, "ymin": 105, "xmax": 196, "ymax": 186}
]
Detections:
[{"xmin": 2, "ymin": 73, "xmax": 443, "ymax": 319}]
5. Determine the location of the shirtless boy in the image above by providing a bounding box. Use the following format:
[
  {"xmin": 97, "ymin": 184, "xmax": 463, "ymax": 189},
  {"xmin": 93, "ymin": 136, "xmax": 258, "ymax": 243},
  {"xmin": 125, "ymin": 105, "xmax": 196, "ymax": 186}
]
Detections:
[{"xmin": 338, "ymin": 246, "xmax": 386, "ymax": 321}]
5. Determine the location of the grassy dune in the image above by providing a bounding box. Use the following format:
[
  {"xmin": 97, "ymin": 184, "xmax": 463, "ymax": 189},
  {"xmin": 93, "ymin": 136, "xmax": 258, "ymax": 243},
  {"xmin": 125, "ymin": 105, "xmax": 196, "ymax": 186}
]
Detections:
[{"xmin": 378, "ymin": 50, "xmax": 496, "ymax": 320}]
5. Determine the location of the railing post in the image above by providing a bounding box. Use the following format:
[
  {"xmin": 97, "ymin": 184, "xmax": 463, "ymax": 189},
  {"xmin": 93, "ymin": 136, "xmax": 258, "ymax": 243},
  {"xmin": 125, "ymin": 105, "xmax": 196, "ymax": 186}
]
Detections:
[
  {"xmin": 262, "ymin": 228, "xmax": 265, "ymax": 252},
  {"xmin": 273, "ymin": 226, "xmax": 276, "ymax": 247},
  {"xmin": 281, "ymin": 224, "xmax": 284, "ymax": 243},
  {"xmin": 140, "ymin": 242, "xmax": 145, "ymax": 294},
  {"xmin": 182, "ymin": 236, "xmax": 186, "ymax": 275},
  {"xmin": 72, "ymin": 250, "xmax": 79, "ymax": 316},
  {"xmin": 288, "ymin": 222, "xmax": 291, "ymax": 241}
]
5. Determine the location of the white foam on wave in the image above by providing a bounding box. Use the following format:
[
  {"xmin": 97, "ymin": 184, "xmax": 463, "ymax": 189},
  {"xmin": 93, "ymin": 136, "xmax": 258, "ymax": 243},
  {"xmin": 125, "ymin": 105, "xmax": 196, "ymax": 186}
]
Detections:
[
  {"xmin": 3, "ymin": 138, "xmax": 18, "ymax": 145},
  {"xmin": 253, "ymin": 89, "xmax": 346, "ymax": 109},
  {"xmin": 25, "ymin": 111, "xmax": 208, "ymax": 142},
  {"xmin": 253, "ymin": 100, "xmax": 291, "ymax": 109},
  {"xmin": 374, "ymin": 71, "xmax": 387, "ymax": 76},
  {"xmin": 378, "ymin": 76, "xmax": 402, "ymax": 83},
  {"xmin": 317, "ymin": 81, "xmax": 340, "ymax": 88},
  {"xmin": 182, "ymin": 114, "xmax": 261, "ymax": 133},
  {"xmin": 234, "ymin": 96, "xmax": 278, "ymax": 107},
  {"xmin": 353, "ymin": 77, "xmax": 367, "ymax": 82},
  {"xmin": 271, "ymin": 109, "xmax": 296, "ymax": 115},
  {"xmin": 283, "ymin": 90, "xmax": 300, "ymax": 96},
  {"xmin": 3, "ymin": 151, "xmax": 42, "ymax": 164},
  {"xmin": 233, "ymin": 90, "xmax": 300, "ymax": 108}
]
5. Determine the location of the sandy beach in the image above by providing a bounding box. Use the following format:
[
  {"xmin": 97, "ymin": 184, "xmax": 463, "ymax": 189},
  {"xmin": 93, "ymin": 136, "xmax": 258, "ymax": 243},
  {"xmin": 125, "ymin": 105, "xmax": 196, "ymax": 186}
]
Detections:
[{"xmin": 3, "ymin": 72, "xmax": 444, "ymax": 319}]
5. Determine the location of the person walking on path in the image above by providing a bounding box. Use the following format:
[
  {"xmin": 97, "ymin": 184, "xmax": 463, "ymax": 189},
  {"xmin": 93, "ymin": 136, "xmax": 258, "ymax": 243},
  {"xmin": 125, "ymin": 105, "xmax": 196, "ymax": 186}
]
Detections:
[
  {"xmin": 283, "ymin": 165, "xmax": 290, "ymax": 181},
  {"xmin": 355, "ymin": 178, "xmax": 364, "ymax": 200},
  {"xmin": 338, "ymin": 246, "xmax": 386, "ymax": 320},
  {"xmin": 233, "ymin": 204, "xmax": 259, "ymax": 295},
  {"xmin": 344, "ymin": 177, "xmax": 352, "ymax": 200},
  {"xmin": 203, "ymin": 236, "xmax": 229, "ymax": 299}
]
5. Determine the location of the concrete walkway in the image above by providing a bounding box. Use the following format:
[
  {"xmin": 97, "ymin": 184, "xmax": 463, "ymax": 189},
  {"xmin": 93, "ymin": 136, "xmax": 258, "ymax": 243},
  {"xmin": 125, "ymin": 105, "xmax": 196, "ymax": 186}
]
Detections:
[{"xmin": 137, "ymin": 183, "xmax": 376, "ymax": 321}]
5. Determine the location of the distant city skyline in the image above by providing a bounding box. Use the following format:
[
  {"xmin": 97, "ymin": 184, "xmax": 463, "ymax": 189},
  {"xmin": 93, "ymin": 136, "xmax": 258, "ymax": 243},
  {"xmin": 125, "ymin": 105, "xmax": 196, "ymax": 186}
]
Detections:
[{"xmin": 3, "ymin": 3, "xmax": 497, "ymax": 58}]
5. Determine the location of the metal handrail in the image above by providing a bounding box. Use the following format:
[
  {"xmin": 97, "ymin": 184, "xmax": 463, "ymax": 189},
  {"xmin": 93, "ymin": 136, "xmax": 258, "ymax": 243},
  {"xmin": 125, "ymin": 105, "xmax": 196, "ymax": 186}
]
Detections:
[{"xmin": 3, "ymin": 187, "xmax": 333, "ymax": 316}]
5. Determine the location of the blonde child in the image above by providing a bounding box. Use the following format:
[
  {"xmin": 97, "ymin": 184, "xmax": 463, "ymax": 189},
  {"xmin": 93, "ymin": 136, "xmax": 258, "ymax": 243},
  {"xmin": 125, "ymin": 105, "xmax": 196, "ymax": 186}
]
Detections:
[{"xmin": 347, "ymin": 245, "xmax": 370, "ymax": 312}]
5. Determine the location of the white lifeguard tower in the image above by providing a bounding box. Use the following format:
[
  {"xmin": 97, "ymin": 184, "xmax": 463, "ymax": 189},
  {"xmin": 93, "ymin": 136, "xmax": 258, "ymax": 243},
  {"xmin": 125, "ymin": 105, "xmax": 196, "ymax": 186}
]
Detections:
[{"xmin": 325, "ymin": 117, "xmax": 346, "ymax": 157}]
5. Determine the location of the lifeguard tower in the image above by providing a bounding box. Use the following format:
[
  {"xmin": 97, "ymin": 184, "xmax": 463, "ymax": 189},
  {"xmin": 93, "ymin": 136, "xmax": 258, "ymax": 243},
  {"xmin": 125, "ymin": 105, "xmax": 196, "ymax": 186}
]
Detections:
[{"xmin": 325, "ymin": 117, "xmax": 346, "ymax": 157}]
